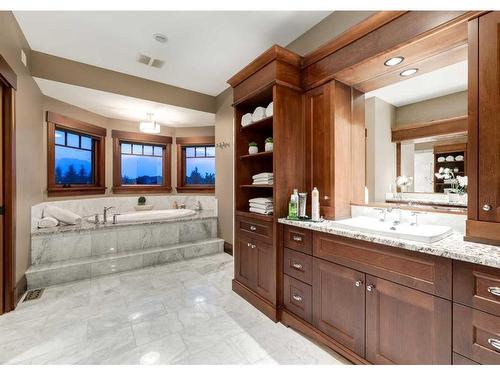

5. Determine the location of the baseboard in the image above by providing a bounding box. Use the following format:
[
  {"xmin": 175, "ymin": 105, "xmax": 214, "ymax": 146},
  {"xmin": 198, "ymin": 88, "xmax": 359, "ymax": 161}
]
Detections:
[
  {"xmin": 14, "ymin": 275, "xmax": 27, "ymax": 306},
  {"xmin": 232, "ymin": 279, "xmax": 278, "ymax": 322},
  {"xmin": 223, "ymin": 241, "xmax": 233, "ymax": 256},
  {"xmin": 280, "ymin": 309, "xmax": 369, "ymax": 365}
]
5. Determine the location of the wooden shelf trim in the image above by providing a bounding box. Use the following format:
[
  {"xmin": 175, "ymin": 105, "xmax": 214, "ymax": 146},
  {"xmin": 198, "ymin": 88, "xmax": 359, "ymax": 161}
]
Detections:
[
  {"xmin": 239, "ymin": 184, "xmax": 274, "ymax": 188},
  {"xmin": 239, "ymin": 151, "xmax": 273, "ymax": 160}
]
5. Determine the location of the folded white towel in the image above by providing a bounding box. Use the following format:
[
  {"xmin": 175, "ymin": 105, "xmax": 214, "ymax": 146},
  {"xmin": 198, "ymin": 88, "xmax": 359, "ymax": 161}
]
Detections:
[
  {"xmin": 249, "ymin": 197, "xmax": 273, "ymax": 204},
  {"xmin": 43, "ymin": 205, "xmax": 82, "ymax": 225},
  {"xmin": 241, "ymin": 113, "xmax": 253, "ymax": 127},
  {"xmin": 38, "ymin": 217, "xmax": 59, "ymax": 228},
  {"xmin": 252, "ymin": 107, "xmax": 266, "ymax": 122},
  {"xmin": 252, "ymin": 181, "xmax": 273, "ymax": 185},
  {"xmin": 249, "ymin": 207, "xmax": 273, "ymax": 215},
  {"xmin": 250, "ymin": 202, "xmax": 273, "ymax": 210},
  {"xmin": 252, "ymin": 172, "xmax": 273, "ymax": 180},
  {"xmin": 265, "ymin": 102, "xmax": 273, "ymax": 117}
]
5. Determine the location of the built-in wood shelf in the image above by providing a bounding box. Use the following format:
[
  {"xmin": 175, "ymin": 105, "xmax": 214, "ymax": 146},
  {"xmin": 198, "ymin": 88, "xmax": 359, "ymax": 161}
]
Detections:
[
  {"xmin": 239, "ymin": 116, "xmax": 273, "ymax": 132},
  {"xmin": 240, "ymin": 151, "xmax": 273, "ymax": 160},
  {"xmin": 239, "ymin": 184, "xmax": 274, "ymax": 188},
  {"xmin": 235, "ymin": 209, "xmax": 274, "ymax": 221}
]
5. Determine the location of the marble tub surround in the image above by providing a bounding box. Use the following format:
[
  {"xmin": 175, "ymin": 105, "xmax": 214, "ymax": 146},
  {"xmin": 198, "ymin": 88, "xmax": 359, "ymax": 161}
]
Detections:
[
  {"xmin": 1, "ymin": 253, "xmax": 348, "ymax": 365},
  {"xmin": 31, "ymin": 195, "xmax": 217, "ymax": 232},
  {"xmin": 351, "ymin": 204, "xmax": 466, "ymax": 233},
  {"xmin": 278, "ymin": 218, "xmax": 500, "ymax": 269}
]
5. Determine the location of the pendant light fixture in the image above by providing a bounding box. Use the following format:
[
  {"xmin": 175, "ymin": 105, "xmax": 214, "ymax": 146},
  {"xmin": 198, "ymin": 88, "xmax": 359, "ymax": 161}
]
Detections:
[{"xmin": 139, "ymin": 113, "xmax": 160, "ymax": 134}]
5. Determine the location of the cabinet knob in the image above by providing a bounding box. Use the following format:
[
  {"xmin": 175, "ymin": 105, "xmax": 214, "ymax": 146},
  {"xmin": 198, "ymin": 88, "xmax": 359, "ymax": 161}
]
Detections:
[
  {"xmin": 488, "ymin": 338, "xmax": 500, "ymax": 351},
  {"xmin": 247, "ymin": 242, "xmax": 256, "ymax": 249},
  {"xmin": 355, "ymin": 280, "xmax": 363, "ymax": 287},
  {"xmin": 292, "ymin": 235, "xmax": 303, "ymax": 242},
  {"xmin": 323, "ymin": 195, "xmax": 330, "ymax": 200},
  {"xmin": 487, "ymin": 286, "xmax": 500, "ymax": 296},
  {"xmin": 292, "ymin": 263, "xmax": 303, "ymax": 270},
  {"xmin": 366, "ymin": 284, "xmax": 375, "ymax": 292},
  {"xmin": 483, "ymin": 204, "xmax": 492, "ymax": 211},
  {"xmin": 247, "ymin": 242, "xmax": 251, "ymax": 247},
  {"xmin": 250, "ymin": 225, "xmax": 257, "ymax": 231},
  {"xmin": 292, "ymin": 294, "xmax": 303, "ymax": 302}
]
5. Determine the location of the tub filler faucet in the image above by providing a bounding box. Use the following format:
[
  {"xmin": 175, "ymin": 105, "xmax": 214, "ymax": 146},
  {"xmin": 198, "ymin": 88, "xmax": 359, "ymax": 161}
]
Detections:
[{"xmin": 103, "ymin": 206, "xmax": 115, "ymax": 224}]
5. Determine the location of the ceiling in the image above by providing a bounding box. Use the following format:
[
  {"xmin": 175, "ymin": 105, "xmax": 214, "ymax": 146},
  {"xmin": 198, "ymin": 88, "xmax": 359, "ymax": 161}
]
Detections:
[
  {"xmin": 15, "ymin": 11, "xmax": 330, "ymax": 96},
  {"xmin": 35, "ymin": 78, "xmax": 215, "ymax": 127},
  {"xmin": 365, "ymin": 61, "xmax": 468, "ymax": 107}
]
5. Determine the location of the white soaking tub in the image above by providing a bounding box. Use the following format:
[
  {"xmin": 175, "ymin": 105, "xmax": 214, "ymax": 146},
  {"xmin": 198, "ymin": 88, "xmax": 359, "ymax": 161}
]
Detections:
[{"xmin": 88, "ymin": 208, "xmax": 196, "ymax": 224}]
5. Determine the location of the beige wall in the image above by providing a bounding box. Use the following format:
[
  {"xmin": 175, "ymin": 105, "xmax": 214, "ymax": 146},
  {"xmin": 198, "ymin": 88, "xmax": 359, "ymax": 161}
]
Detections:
[
  {"xmin": 0, "ymin": 11, "xmax": 44, "ymax": 284},
  {"xmin": 214, "ymin": 88, "xmax": 234, "ymax": 245},
  {"xmin": 42, "ymin": 96, "xmax": 214, "ymax": 199},
  {"xmin": 395, "ymin": 91, "xmax": 467, "ymax": 126},
  {"xmin": 286, "ymin": 11, "xmax": 376, "ymax": 55}
]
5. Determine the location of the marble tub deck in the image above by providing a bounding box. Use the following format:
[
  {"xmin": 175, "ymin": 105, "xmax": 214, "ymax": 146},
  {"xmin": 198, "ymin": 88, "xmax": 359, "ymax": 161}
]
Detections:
[{"xmin": 0, "ymin": 253, "xmax": 349, "ymax": 365}]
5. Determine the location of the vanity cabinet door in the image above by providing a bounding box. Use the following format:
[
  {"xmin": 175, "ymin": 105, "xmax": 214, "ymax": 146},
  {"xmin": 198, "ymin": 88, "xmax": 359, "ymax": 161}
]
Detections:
[
  {"xmin": 312, "ymin": 258, "xmax": 366, "ymax": 357},
  {"xmin": 234, "ymin": 234, "xmax": 256, "ymax": 290},
  {"xmin": 365, "ymin": 276, "xmax": 452, "ymax": 364},
  {"xmin": 477, "ymin": 12, "xmax": 500, "ymax": 223},
  {"xmin": 254, "ymin": 238, "xmax": 276, "ymax": 304}
]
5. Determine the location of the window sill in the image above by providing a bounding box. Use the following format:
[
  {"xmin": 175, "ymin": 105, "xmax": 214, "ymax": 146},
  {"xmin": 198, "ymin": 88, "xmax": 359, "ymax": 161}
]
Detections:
[
  {"xmin": 47, "ymin": 186, "xmax": 106, "ymax": 197},
  {"xmin": 176, "ymin": 186, "xmax": 215, "ymax": 194},
  {"xmin": 112, "ymin": 186, "xmax": 173, "ymax": 194}
]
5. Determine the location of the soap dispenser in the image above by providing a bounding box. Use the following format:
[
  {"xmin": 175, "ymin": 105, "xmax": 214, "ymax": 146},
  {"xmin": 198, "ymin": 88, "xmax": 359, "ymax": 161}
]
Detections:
[
  {"xmin": 288, "ymin": 194, "xmax": 298, "ymax": 220},
  {"xmin": 311, "ymin": 187, "xmax": 320, "ymax": 222}
]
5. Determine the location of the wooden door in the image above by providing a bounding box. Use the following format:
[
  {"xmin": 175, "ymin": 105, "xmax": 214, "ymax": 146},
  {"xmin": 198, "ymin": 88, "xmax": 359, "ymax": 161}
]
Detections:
[
  {"xmin": 234, "ymin": 234, "xmax": 256, "ymax": 290},
  {"xmin": 0, "ymin": 83, "xmax": 4, "ymax": 314},
  {"xmin": 365, "ymin": 276, "xmax": 452, "ymax": 364},
  {"xmin": 312, "ymin": 258, "xmax": 365, "ymax": 356},
  {"xmin": 478, "ymin": 12, "xmax": 500, "ymax": 222},
  {"xmin": 254, "ymin": 238, "xmax": 276, "ymax": 304}
]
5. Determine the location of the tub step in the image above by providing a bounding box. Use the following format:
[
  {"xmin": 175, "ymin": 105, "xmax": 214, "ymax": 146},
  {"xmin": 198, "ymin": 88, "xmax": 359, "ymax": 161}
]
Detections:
[{"xmin": 26, "ymin": 238, "xmax": 224, "ymax": 289}]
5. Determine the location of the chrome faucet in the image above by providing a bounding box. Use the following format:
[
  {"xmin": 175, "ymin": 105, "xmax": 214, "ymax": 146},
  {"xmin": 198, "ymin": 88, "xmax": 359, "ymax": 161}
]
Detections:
[
  {"xmin": 103, "ymin": 206, "xmax": 115, "ymax": 224},
  {"xmin": 373, "ymin": 208, "xmax": 387, "ymax": 222},
  {"xmin": 388, "ymin": 206, "xmax": 402, "ymax": 230},
  {"xmin": 410, "ymin": 211, "xmax": 425, "ymax": 226},
  {"xmin": 112, "ymin": 213, "xmax": 120, "ymax": 225}
]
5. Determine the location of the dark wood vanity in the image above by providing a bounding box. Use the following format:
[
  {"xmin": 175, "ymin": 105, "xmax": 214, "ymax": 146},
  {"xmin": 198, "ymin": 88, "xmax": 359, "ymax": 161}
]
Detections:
[{"xmin": 228, "ymin": 11, "xmax": 500, "ymax": 365}]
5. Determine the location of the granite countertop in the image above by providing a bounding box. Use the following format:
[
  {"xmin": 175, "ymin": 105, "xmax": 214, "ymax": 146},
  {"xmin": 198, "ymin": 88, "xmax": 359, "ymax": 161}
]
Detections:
[
  {"xmin": 278, "ymin": 218, "xmax": 500, "ymax": 269},
  {"xmin": 32, "ymin": 210, "xmax": 217, "ymax": 237},
  {"xmin": 385, "ymin": 198, "xmax": 467, "ymax": 208}
]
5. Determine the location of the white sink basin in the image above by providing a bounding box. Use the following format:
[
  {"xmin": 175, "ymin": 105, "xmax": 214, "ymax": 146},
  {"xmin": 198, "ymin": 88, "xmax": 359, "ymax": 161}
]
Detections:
[{"xmin": 332, "ymin": 216, "xmax": 453, "ymax": 244}]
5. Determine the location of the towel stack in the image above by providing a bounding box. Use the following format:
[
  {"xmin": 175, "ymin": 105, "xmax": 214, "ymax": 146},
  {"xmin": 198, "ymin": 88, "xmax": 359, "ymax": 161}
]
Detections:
[
  {"xmin": 249, "ymin": 197, "xmax": 273, "ymax": 215},
  {"xmin": 252, "ymin": 172, "xmax": 273, "ymax": 185}
]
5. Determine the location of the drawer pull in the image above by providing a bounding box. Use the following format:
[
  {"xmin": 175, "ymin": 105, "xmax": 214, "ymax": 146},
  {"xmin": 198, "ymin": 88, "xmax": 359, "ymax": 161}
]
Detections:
[
  {"xmin": 367, "ymin": 284, "xmax": 375, "ymax": 292},
  {"xmin": 487, "ymin": 286, "xmax": 500, "ymax": 296},
  {"xmin": 249, "ymin": 225, "xmax": 257, "ymax": 231},
  {"xmin": 291, "ymin": 263, "xmax": 303, "ymax": 270},
  {"xmin": 355, "ymin": 280, "xmax": 363, "ymax": 287},
  {"xmin": 488, "ymin": 338, "xmax": 500, "ymax": 351},
  {"xmin": 292, "ymin": 294, "xmax": 303, "ymax": 302},
  {"xmin": 292, "ymin": 235, "xmax": 303, "ymax": 242}
]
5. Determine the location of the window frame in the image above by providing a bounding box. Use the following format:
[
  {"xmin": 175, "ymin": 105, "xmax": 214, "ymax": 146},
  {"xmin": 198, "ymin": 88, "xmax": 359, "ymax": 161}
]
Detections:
[
  {"xmin": 112, "ymin": 130, "xmax": 172, "ymax": 194},
  {"xmin": 176, "ymin": 136, "xmax": 215, "ymax": 194},
  {"xmin": 47, "ymin": 111, "xmax": 106, "ymax": 197}
]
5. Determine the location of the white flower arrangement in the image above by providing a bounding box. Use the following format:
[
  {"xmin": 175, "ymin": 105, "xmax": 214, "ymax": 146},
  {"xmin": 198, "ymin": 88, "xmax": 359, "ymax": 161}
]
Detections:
[
  {"xmin": 435, "ymin": 168, "xmax": 468, "ymax": 195},
  {"xmin": 396, "ymin": 175, "xmax": 413, "ymax": 188}
]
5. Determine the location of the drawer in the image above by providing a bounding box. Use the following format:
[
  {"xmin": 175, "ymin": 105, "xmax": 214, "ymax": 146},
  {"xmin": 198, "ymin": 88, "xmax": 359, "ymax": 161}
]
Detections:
[
  {"xmin": 452, "ymin": 352, "xmax": 479, "ymax": 365},
  {"xmin": 313, "ymin": 232, "xmax": 452, "ymax": 299},
  {"xmin": 453, "ymin": 303, "xmax": 500, "ymax": 364},
  {"xmin": 236, "ymin": 215, "xmax": 273, "ymax": 244},
  {"xmin": 284, "ymin": 225, "xmax": 312, "ymax": 254},
  {"xmin": 453, "ymin": 260, "xmax": 500, "ymax": 317},
  {"xmin": 283, "ymin": 248, "xmax": 312, "ymax": 285},
  {"xmin": 283, "ymin": 275, "xmax": 312, "ymax": 323}
]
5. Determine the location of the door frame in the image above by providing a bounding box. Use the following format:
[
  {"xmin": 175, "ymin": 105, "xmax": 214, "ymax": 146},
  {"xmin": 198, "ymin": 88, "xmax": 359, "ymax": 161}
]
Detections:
[{"xmin": 0, "ymin": 54, "xmax": 17, "ymax": 315}]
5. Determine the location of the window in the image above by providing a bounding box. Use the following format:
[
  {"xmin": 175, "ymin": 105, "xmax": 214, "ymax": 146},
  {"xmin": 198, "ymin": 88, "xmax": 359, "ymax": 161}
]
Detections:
[
  {"xmin": 112, "ymin": 130, "xmax": 172, "ymax": 193},
  {"xmin": 176, "ymin": 136, "xmax": 216, "ymax": 193},
  {"xmin": 47, "ymin": 112, "xmax": 106, "ymax": 197}
]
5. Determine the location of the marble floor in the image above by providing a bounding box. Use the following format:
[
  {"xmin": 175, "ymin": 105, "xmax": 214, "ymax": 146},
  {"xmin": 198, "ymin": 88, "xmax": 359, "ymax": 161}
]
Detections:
[{"xmin": 0, "ymin": 252, "xmax": 349, "ymax": 365}]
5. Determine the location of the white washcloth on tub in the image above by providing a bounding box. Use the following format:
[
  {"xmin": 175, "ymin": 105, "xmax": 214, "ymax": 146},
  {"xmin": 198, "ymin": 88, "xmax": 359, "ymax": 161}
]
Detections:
[
  {"xmin": 241, "ymin": 113, "xmax": 253, "ymax": 127},
  {"xmin": 252, "ymin": 107, "xmax": 266, "ymax": 122},
  {"xmin": 43, "ymin": 205, "xmax": 82, "ymax": 225},
  {"xmin": 38, "ymin": 217, "xmax": 59, "ymax": 228},
  {"xmin": 265, "ymin": 102, "xmax": 273, "ymax": 117}
]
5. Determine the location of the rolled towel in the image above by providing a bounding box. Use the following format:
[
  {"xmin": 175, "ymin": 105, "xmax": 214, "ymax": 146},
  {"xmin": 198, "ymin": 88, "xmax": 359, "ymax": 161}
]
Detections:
[
  {"xmin": 252, "ymin": 107, "xmax": 266, "ymax": 122},
  {"xmin": 38, "ymin": 217, "xmax": 59, "ymax": 228},
  {"xmin": 241, "ymin": 113, "xmax": 253, "ymax": 127},
  {"xmin": 265, "ymin": 102, "xmax": 273, "ymax": 117},
  {"xmin": 43, "ymin": 205, "xmax": 82, "ymax": 225}
]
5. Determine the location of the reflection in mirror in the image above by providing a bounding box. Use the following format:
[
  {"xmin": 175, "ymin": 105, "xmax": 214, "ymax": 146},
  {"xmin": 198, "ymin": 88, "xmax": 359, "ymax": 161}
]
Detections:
[{"xmin": 364, "ymin": 62, "xmax": 468, "ymax": 211}]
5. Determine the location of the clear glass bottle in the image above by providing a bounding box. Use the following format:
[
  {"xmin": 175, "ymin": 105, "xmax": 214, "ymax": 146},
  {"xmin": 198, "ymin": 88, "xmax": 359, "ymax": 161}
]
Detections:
[{"xmin": 288, "ymin": 194, "xmax": 298, "ymax": 219}]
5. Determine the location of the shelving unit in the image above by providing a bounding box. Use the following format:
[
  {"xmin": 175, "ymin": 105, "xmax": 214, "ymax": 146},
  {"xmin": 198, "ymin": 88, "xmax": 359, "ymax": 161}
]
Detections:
[{"xmin": 433, "ymin": 143, "xmax": 466, "ymax": 193}]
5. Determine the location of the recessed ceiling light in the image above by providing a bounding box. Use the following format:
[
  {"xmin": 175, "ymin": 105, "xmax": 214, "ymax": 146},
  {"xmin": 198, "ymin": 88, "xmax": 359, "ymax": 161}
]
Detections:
[
  {"xmin": 153, "ymin": 33, "xmax": 168, "ymax": 43},
  {"xmin": 400, "ymin": 68, "xmax": 419, "ymax": 77},
  {"xmin": 384, "ymin": 56, "xmax": 404, "ymax": 66}
]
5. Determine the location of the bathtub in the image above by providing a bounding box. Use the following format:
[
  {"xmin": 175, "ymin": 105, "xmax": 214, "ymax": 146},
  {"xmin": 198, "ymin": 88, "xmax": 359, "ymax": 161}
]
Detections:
[{"xmin": 88, "ymin": 208, "xmax": 196, "ymax": 224}]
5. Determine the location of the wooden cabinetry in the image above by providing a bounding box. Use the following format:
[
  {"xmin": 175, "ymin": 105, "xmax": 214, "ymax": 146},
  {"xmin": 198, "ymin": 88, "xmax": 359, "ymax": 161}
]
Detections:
[
  {"xmin": 467, "ymin": 11, "xmax": 500, "ymax": 244},
  {"xmin": 304, "ymin": 81, "xmax": 365, "ymax": 219}
]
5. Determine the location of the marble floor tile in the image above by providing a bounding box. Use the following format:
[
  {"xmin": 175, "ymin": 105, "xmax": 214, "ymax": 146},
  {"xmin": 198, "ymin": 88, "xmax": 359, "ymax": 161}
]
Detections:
[{"xmin": 0, "ymin": 252, "xmax": 349, "ymax": 365}]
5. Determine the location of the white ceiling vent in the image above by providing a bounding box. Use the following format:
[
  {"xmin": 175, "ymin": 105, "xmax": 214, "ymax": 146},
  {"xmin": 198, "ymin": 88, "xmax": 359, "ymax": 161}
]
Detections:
[{"xmin": 137, "ymin": 54, "xmax": 165, "ymax": 69}]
